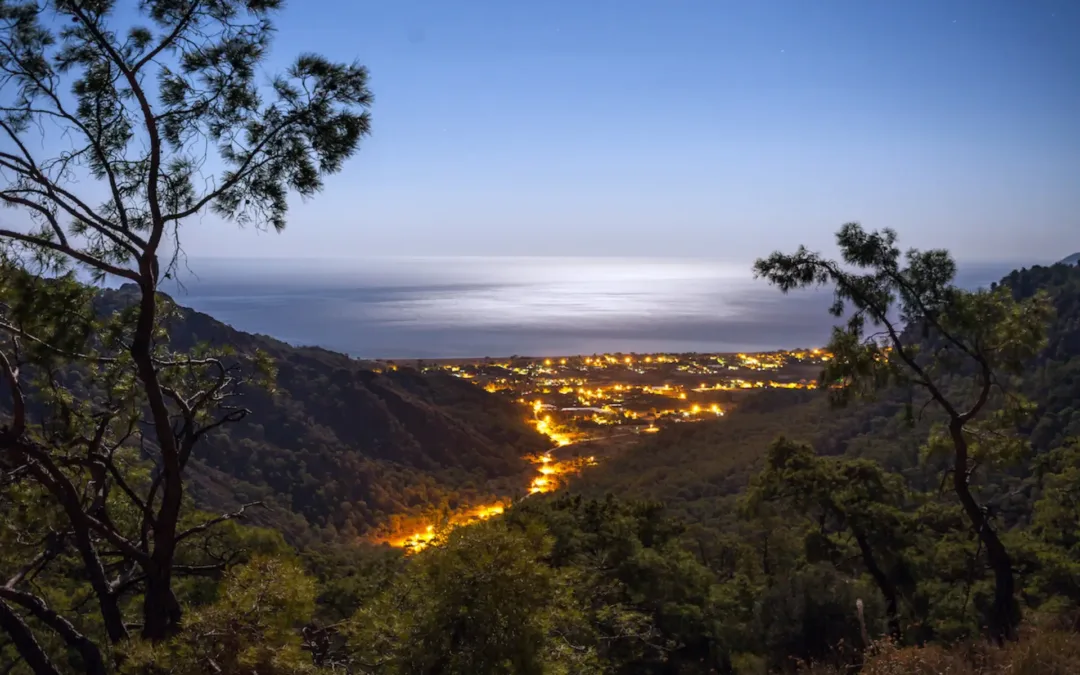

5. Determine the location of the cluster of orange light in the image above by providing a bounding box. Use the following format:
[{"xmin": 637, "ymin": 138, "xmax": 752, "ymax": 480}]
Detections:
[
  {"xmin": 532, "ymin": 402, "xmax": 573, "ymax": 446},
  {"xmin": 377, "ymin": 414, "xmax": 585, "ymax": 553},
  {"xmin": 378, "ymin": 502, "xmax": 508, "ymax": 553},
  {"xmin": 580, "ymin": 354, "xmax": 650, "ymax": 367},
  {"xmin": 378, "ymin": 448, "xmax": 593, "ymax": 553},
  {"xmin": 528, "ymin": 452, "xmax": 596, "ymax": 494},
  {"xmin": 529, "ymin": 453, "xmax": 560, "ymax": 494},
  {"xmin": 648, "ymin": 403, "xmax": 725, "ymax": 419},
  {"xmin": 537, "ymin": 421, "xmax": 572, "ymax": 446},
  {"xmin": 692, "ymin": 379, "xmax": 817, "ymax": 392},
  {"xmin": 373, "ymin": 348, "xmax": 835, "ymax": 554}
]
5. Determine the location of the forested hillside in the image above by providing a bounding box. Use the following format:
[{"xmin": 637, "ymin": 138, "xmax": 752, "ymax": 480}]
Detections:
[
  {"xmin": 6, "ymin": 220, "xmax": 1080, "ymax": 672},
  {"xmin": 578, "ymin": 262, "xmax": 1080, "ymax": 519},
  {"xmin": 94, "ymin": 286, "xmax": 547, "ymax": 542},
  {"xmin": 548, "ymin": 256, "xmax": 1080, "ymax": 671}
]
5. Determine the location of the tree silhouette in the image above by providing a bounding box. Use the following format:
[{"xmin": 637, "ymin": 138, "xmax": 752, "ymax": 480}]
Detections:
[
  {"xmin": 0, "ymin": 0, "xmax": 371, "ymax": 666},
  {"xmin": 755, "ymin": 223, "xmax": 1052, "ymax": 642}
]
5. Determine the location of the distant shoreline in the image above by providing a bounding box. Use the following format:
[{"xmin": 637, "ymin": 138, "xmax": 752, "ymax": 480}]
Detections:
[{"xmin": 368, "ymin": 349, "xmax": 822, "ymax": 366}]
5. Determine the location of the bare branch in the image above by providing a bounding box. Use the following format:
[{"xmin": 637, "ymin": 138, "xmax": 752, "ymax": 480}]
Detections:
[
  {"xmin": 162, "ymin": 126, "xmax": 297, "ymax": 224},
  {"xmin": 0, "ymin": 119, "xmax": 138, "ymax": 254},
  {"xmin": 174, "ymin": 502, "xmax": 263, "ymax": 545},
  {"xmin": 190, "ymin": 408, "xmax": 248, "ymax": 446},
  {"xmin": 0, "ymin": 228, "xmax": 138, "ymax": 281},
  {"xmin": 65, "ymin": 2, "xmax": 166, "ymax": 256},
  {"xmin": 14, "ymin": 446, "xmax": 132, "ymax": 643},
  {"xmin": 821, "ymin": 259, "xmax": 960, "ymax": 419},
  {"xmin": 960, "ymin": 361, "xmax": 994, "ymax": 424},
  {"xmin": 4, "ymin": 531, "xmax": 65, "ymax": 590},
  {"xmin": 132, "ymin": 1, "xmax": 204, "ymax": 74},
  {"xmin": 0, "ymin": 193, "xmax": 65, "ymax": 248},
  {"xmin": 0, "ymin": 36, "xmax": 138, "ymax": 241}
]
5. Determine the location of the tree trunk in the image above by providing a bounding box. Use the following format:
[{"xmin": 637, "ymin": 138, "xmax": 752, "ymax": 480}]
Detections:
[
  {"xmin": 950, "ymin": 420, "xmax": 1018, "ymax": 643},
  {"xmin": 142, "ymin": 566, "xmax": 182, "ymax": 641},
  {"xmin": 131, "ymin": 271, "xmax": 183, "ymax": 641},
  {"xmin": 853, "ymin": 530, "xmax": 901, "ymax": 640}
]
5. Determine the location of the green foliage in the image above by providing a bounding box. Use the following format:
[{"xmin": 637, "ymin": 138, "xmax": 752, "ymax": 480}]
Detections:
[
  {"xmin": 3, "ymin": 162, "xmax": 1080, "ymax": 675},
  {"xmin": 508, "ymin": 495, "xmax": 725, "ymax": 673},
  {"xmin": 0, "ymin": 264, "xmax": 98, "ymax": 366},
  {"xmin": 755, "ymin": 223, "xmax": 1054, "ymax": 642},
  {"xmin": 757, "ymin": 563, "xmax": 884, "ymax": 671},
  {"xmin": 0, "ymin": 0, "xmax": 374, "ymax": 665},
  {"xmin": 121, "ymin": 556, "xmax": 318, "ymax": 675},
  {"xmin": 1020, "ymin": 442, "xmax": 1080, "ymax": 618},
  {"xmin": 0, "ymin": 270, "xmax": 551, "ymax": 672},
  {"xmin": 144, "ymin": 290, "xmax": 546, "ymax": 541},
  {"xmin": 346, "ymin": 519, "xmax": 600, "ymax": 675},
  {"xmin": 754, "ymin": 223, "xmax": 1052, "ymax": 417},
  {"xmin": 747, "ymin": 439, "xmax": 911, "ymax": 606},
  {"xmin": 568, "ymin": 254, "xmax": 1080, "ymax": 664}
]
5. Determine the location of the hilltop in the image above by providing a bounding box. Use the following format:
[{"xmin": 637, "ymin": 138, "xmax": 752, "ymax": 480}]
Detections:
[{"xmin": 1060, "ymin": 252, "xmax": 1080, "ymax": 266}]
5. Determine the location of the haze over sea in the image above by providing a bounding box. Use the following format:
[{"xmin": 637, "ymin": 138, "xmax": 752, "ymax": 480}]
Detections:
[{"xmin": 163, "ymin": 257, "xmax": 1027, "ymax": 359}]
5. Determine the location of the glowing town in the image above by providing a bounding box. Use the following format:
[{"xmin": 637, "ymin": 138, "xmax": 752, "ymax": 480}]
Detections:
[
  {"xmin": 416, "ymin": 348, "xmax": 830, "ymax": 435},
  {"xmin": 373, "ymin": 348, "xmax": 831, "ymax": 551}
]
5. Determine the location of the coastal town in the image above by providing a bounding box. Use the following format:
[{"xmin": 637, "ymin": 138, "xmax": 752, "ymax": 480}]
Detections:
[
  {"xmin": 394, "ymin": 348, "xmax": 831, "ymax": 440},
  {"xmin": 372, "ymin": 349, "xmax": 832, "ymax": 551}
]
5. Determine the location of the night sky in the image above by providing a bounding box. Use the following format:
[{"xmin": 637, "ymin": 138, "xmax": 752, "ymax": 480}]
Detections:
[{"xmin": 175, "ymin": 0, "xmax": 1079, "ymax": 264}]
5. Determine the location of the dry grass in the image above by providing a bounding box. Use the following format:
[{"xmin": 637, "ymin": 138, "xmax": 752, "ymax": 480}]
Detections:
[
  {"xmin": 798, "ymin": 629, "xmax": 1080, "ymax": 675},
  {"xmin": 995, "ymin": 630, "xmax": 1080, "ymax": 675},
  {"xmin": 858, "ymin": 641, "xmax": 985, "ymax": 675}
]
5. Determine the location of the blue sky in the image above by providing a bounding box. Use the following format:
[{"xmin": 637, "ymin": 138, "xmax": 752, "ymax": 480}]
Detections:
[{"xmin": 176, "ymin": 0, "xmax": 1079, "ymax": 263}]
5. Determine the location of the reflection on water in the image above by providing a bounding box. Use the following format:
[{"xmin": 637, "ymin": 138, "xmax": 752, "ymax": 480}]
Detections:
[{"xmin": 163, "ymin": 256, "xmax": 1019, "ymax": 359}]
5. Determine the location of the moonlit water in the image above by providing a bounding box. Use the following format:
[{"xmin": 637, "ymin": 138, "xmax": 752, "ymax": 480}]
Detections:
[{"xmin": 160, "ymin": 257, "xmax": 1020, "ymax": 359}]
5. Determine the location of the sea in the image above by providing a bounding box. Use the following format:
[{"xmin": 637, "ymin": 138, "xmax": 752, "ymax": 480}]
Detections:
[{"xmin": 157, "ymin": 256, "xmax": 1023, "ymax": 359}]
